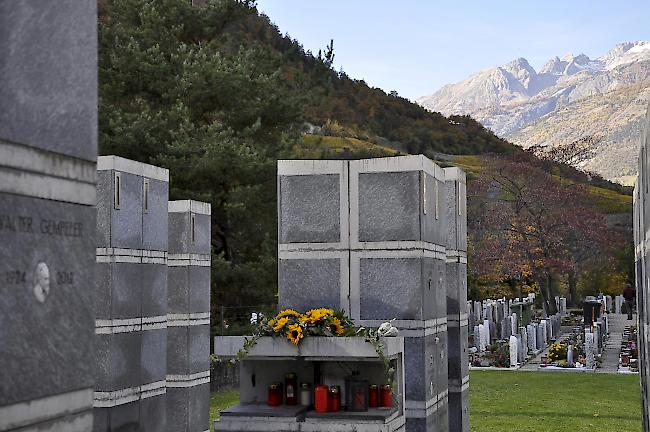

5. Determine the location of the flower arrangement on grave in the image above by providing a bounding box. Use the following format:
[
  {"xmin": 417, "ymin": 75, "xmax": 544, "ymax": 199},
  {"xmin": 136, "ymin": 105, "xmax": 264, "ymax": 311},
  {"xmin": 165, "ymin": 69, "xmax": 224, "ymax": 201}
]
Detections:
[
  {"xmin": 234, "ymin": 308, "xmax": 398, "ymax": 385},
  {"xmin": 547, "ymin": 342, "xmax": 568, "ymax": 363}
]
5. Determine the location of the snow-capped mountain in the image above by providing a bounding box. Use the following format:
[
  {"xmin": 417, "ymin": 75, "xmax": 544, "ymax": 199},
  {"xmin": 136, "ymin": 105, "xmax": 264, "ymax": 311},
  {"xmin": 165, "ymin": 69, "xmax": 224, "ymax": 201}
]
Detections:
[{"xmin": 417, "ymin": 41, "xmax": 650, "ymax": 185}]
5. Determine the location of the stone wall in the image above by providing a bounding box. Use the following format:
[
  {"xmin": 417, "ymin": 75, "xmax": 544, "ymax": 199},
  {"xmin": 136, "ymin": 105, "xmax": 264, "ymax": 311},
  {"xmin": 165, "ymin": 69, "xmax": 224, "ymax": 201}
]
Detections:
[{"xmin": 0, "ymin": 2, "xmax": 97, "ymax": 431}]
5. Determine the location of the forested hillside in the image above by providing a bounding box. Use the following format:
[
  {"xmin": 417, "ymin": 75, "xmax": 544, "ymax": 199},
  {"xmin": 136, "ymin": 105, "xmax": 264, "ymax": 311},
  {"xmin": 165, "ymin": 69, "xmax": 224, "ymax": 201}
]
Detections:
[{"xmin": 98, "ymin": 0, "xmax": 632, "ymax": 328}]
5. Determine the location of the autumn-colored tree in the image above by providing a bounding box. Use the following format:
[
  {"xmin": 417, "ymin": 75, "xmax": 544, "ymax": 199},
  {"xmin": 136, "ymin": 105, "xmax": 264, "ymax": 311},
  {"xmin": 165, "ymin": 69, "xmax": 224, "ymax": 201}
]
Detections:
[{"xmin": 469, "ymin": 154, "xmax": 623, "ymax": 313}]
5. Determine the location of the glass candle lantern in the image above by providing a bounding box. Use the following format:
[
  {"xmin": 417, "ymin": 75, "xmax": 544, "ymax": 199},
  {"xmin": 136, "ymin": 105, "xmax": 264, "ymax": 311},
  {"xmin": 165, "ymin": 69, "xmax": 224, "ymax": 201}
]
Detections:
[
  {"xmin": 369, "ymin": 384, "xmax": 379, "ymax": 408},
  {"xmin": 267, "ymin": 382, "xmax": 283, "ymax": 406},
  {"xmin": 328, "ymin": 386, "xmax": 341, "ymax": 412},
  {"xmin": 285, "ymin": 373, "xmax": 298, "ymax": 405},
  {"xmin": 345, "ymin": 375, "xmax": 369, "ymax": 412},
  {"xmin": 380, "ymin": 384, "xmax": 392, "ymax": 408},
  {"xmin": 300, "ymin": 383, "xmax": 312, "ymax": 406}
]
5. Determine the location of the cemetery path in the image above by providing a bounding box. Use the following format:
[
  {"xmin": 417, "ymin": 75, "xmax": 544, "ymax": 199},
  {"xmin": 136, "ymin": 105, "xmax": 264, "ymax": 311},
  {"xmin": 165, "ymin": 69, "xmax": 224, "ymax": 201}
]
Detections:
[{"xmin": 597, "ymin": 312, "xmax": 635, "ymax": 374}]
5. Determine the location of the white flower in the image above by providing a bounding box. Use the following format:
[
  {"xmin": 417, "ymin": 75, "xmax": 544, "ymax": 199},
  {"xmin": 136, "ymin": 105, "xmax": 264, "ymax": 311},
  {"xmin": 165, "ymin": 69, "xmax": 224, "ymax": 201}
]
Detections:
[
  {"xmin": 377, "ymin": 321, "xmax": 399, "ymax": 337},
  {"xmin": 250, "ymin": 313, "xmax": 258, "ymax": 325},
  {"xmin": 382, "ymin": 327, "xmax": 399, "ymax": 337}
]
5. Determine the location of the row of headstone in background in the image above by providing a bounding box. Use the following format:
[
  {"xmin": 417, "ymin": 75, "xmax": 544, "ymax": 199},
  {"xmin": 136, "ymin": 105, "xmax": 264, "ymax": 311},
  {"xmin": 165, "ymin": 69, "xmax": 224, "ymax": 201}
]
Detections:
[
  {"xmin": 615, "ymin": 295, "xmax": 625, "ymax": 314},
  {"xmin": 277, "ymin": 156, "xmax": 469, "ymax": 432},
  {"xmin": 473, "ymin": 312, "xmax": 562, "ymax": 358},
  {"xmin": 0, "ymin": 2, "xmax": 98, "ymax": 431},
  {"xmin": 633, "ymin": 101, "xmax": 650, "ymax": 432},
  {"xmin": 93, "ymin": 156, "xmax": 211, "ymax": 432}
]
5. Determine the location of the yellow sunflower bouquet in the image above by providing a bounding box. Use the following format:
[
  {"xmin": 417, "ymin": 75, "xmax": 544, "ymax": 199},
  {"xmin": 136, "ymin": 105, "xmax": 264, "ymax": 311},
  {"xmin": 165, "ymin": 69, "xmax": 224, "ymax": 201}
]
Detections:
[
  {"xmin": 265, "ymin": 308, "xmax": 355, "ymax": 345},
  {"xmin": 236, "ymin": 307, "xmax": 356, "ymax": 360}
]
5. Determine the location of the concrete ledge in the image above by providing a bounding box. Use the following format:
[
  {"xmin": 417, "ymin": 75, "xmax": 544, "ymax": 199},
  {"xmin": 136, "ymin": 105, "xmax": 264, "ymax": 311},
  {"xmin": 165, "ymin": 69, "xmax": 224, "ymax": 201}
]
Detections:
[
  {"xmin": 168, "ymin": 199, "xmax": 211, "ymax": 215},
  {"xmin": 0, "ymin": 388, "xmax": 93, "ymax": 430},
  {"xmin": 214, "ymin": 336, "xmax": 404, "ymax": 360},
  {"xmin": 98, "ymin": 155, "xmax": 168, "ymax": 182},
  {"xmin": 0, "ymin": 140, "xmax": 97, "ymax": 205},
  {"xmin": 443, "ymin": 167, "xmax": 466, "ymax": 184},
  {"xmin": 350, "ymin": 155, "xmax": 444, "ymax": 181}
]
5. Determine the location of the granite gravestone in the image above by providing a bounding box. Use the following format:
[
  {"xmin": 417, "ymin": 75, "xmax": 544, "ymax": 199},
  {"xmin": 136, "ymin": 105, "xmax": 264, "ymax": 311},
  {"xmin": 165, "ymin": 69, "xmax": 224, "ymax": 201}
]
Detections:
[
  {"xmin": 94, "ymin": 157, "xmax": 169, "ymax": 431},
  {"xmin": 167, "ymin": 200, "xmax": 212, "ymax": 432},
  {"xmin": 0, "ymin": 2, "xmax": 97, "ymax": 431}
]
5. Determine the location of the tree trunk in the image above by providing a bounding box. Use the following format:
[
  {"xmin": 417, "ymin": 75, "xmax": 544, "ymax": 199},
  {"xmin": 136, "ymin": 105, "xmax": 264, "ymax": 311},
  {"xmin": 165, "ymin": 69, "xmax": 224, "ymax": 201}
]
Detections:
[
  {"xmin": 537, "ymin": 273, "xmax": 559, "ymax": 316},
  {"xmin": 546, "ymin": 273, "xmax": 558, "ymax": 315},
  {"xmin": 568, "ymin": 271, "xmax": 579, "ymax": 307}
]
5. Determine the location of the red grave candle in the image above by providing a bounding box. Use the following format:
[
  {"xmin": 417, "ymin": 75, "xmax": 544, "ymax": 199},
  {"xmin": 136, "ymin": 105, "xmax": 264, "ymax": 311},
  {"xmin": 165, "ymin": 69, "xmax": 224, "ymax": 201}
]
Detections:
[
  {"xmin": 369, "ymin": 384, "xmax": 379, "ymax": 408},
  {"xmin": 380, "ymin": 384, "xmax": 392, "ymax": 408},
  {"xmin": 314, "ymin": 385, "xmax": 329, "ymax": 413},
  {"xmin": 328, "ymin": 386, "xmax": 341, "ymax": 412},
  {"xmin": 268, "ymin": 383, "xmax": 282, "ymax": 406}
]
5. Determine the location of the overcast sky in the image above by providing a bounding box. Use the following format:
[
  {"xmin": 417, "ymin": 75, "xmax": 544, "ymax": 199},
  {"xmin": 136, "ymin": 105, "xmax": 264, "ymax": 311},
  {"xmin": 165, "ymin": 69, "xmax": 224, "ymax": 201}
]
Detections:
[{"xmin": 256, "ymin": 0, "xmax": 650, "ymax": 101}]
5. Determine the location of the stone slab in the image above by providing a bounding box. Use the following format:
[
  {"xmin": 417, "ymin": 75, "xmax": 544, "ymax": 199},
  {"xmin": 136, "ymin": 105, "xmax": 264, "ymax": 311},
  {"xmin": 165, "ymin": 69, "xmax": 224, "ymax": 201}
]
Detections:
[
  {"xmin": 448, "ymin": 388, "xmax": 469, "ymax": 432},
  {"xmin": 142, "ymin": 178, "xmax": 169, "ymax": 252},
  {"xmin": 0, "ymin": 1, "xmax": 97, "ymax": 161},
  {"xmin": 167, "ymin": 325, "xmax": 210, "ymax": 375},
  {"xmin": 0, "ymin": 195, "xmax": 95, "ymax": 406},
  {"xmin": 358, "ymin": 255, "xmax": 446, "ymax": 321},
  {"xmin": 278, "ymin": 174, "xmax": 342, "ymax": 244},
  {"xmin": 446, "ymin": 262, "xmax": 468, "ymax": 316},
  {"xmin": 141, "ymin": 263, "xmax": 167, "ymax": 318},
  {"xmin": 168, "ymin": 211, "xmax": 211, "ymax": 255},
  {"xmin": 141, "ymin": 328, "xmax": 167, "ymax": 385},
  {"xmin": 278, "ymin": 257, "xmax": 343, "ymax": 312},
  {"xmin": 140, "ymin": 393, "xmax": 166, "ymax": 432},
  {"xmin": 94, "ymin": 262, "xmax": 142, "ymax": 320},
  {"xmin": 94, "ymin": 332, "xmax": 142, "ymax": 392},
  {"xmin": 358, "ymin": 171, "xmax": 421, "ymax": 242}
]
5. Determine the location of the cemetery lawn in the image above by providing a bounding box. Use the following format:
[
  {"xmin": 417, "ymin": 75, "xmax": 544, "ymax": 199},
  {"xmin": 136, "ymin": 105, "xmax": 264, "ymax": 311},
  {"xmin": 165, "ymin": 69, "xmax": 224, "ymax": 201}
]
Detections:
[
  {"xmin": 209, "ymin": 371, "xmax": 641, "ymax": 431},
  {"xmin": 471, "ymin": 370, "xmax": 641, "ymax": 431},
  {"xmin": 209, "ymin": 389, "xmax": 239, "ymax": 431}
]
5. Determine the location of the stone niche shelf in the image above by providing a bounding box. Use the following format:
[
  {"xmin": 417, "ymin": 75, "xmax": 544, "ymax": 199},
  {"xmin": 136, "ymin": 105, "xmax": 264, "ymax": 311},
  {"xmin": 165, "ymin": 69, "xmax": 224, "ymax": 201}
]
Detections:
[{"xmin": 214, "ymin": 336, "xmax": 406, "ymax": 432}]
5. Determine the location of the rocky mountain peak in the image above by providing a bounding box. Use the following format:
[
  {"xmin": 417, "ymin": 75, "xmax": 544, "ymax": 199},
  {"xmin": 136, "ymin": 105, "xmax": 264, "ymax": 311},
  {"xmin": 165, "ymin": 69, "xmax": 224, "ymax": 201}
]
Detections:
[{"xmin": 417, "ymin": 41, "xmax": 650, "ymax": 185}]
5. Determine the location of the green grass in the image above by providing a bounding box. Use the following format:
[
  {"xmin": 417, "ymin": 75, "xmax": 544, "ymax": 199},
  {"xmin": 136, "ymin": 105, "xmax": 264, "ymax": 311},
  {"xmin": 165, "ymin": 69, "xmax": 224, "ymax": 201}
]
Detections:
[
  {"xmin": 210, "ymin": 371, "xmax": 641, "ymax": 431},
  {"xmin": 209, "ymin": 388, "xmax": 239, "ymax": 431},
  {"xmin": 296, "ymin": 135, "xmax": 399, "ymax": 158},
  {"xmin": 585, "ymin": 184, "xmax": 633, "ymax": 214},
  {"xmin": 470, "ymin": 371, "xmax": 641, "ymax": 432}
]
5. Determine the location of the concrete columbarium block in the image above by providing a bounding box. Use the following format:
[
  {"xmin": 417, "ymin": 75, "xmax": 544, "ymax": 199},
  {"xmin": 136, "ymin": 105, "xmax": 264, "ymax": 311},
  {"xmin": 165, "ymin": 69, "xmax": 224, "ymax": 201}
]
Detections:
[
  {"xmin": 94, "ymin": 157, "xmax": 170, "ymax": 431},
  {"xmin": 0, "ymin": 2, "xmax": 97, "ymax": 430},
  {"xmin": 97, "ymin": 157, "xmax": 169, "ymax": 250},
  {"xmin": 273, "ymin": 156, "xmax": 462, "ymax": 432},
  {"xmin": 278, "ymin": 160, "xmax": 349, "ymax": 249},
  {"xmin": 167, "ymin": 200, "xmax": 211, "ymax": 432},
  {"xmin": 349, "ymin": 155, "xmax": 446, "ymax": 248}
]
